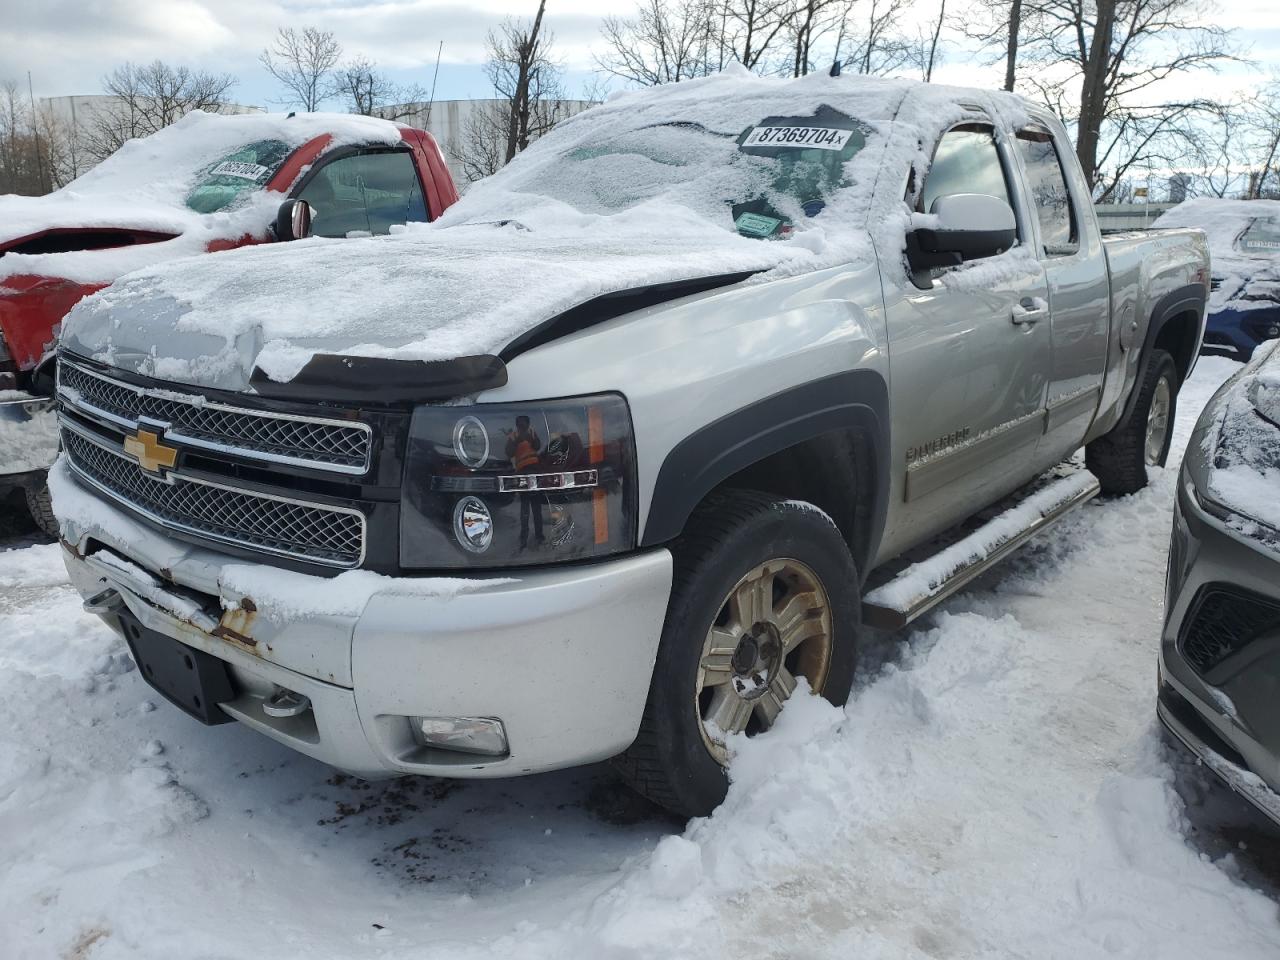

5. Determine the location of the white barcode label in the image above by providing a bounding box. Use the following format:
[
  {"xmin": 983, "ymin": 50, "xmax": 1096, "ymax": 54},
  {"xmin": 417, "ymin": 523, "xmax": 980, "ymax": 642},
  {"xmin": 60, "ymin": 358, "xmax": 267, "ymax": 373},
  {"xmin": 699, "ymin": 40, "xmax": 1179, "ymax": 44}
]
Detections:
[
  {"xmin": 210, "ymin": 160, "xmax": 269, "ymax": 181},
  {"xmin": 742, "ymin": 126, "xmax": 853, "ymax": 151}
]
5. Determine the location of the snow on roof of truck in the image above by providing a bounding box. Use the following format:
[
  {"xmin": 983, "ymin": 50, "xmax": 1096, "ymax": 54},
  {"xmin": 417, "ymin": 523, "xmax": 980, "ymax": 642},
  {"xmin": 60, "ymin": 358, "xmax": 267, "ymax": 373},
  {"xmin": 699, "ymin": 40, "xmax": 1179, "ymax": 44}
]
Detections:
[
  {"xmin": 64, "ymin": 69, "xmax": 1040, "ymax": 390},
  {"xmin": 0, "ymin": 110, "xmax": 403, "ymax": 284}
]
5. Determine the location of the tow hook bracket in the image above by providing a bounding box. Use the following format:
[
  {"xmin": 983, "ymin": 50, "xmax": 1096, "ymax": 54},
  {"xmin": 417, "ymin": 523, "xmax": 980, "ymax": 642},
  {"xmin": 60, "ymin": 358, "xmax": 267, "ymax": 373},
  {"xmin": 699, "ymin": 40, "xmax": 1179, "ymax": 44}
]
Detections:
[
  {"xmin": 83, "ymin": 587, "xmax": 124, "ymax": 616},
  {"xmin": 263, "ymin": 688, "xmax": 311, "ymax": 719}
]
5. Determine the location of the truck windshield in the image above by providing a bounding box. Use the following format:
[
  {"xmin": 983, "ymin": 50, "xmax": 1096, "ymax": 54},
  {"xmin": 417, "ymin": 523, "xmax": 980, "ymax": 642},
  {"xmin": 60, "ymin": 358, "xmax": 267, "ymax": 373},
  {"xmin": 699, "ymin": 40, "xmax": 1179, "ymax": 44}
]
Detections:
[
  {"xmin": 185, "ymin": 140, "xmax": 294, "ymax": 214},
  {"xmin": 497, "ymin": 106, "xmax": 869, "ymax": 240},
  {"xmin": 1237, "ymin": 218, "xmax": 1280, "ymax": 256}
]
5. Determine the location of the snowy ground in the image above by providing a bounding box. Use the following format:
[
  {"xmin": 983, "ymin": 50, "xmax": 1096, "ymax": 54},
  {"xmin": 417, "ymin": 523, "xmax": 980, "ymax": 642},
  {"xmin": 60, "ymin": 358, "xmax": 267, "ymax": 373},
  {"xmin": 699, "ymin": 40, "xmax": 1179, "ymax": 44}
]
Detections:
[{"xmin": 3, "ymin": 355, "xmax": 1280, "ymax": 959}]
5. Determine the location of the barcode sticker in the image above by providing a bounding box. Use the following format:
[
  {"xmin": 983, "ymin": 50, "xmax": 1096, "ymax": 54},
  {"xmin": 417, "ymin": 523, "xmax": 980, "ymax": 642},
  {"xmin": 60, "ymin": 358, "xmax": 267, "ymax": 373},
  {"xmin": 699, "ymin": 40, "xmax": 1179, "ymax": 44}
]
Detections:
[
  {"xmin": 741, "ymin": 126, "xmax": 853, "ymax": 151},
  {"xmin": 210, "ymin": 160, "xmax": 269, "ymax": 181}
]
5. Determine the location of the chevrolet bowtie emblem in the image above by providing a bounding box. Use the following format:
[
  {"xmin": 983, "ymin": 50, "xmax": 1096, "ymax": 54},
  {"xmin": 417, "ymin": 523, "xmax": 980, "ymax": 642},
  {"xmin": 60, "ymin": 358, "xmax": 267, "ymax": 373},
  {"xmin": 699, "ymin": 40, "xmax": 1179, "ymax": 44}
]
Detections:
[{"xmin": 122, "ymin": 429, "xmax": 178, "ymax": 475}]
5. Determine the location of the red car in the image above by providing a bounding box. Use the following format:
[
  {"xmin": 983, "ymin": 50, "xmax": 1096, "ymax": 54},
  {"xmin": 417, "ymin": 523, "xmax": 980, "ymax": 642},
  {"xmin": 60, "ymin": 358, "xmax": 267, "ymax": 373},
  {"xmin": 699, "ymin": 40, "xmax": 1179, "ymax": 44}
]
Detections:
[{"xmin": 0, "ymin": 110, "xmax": 458, "ymax": 534}]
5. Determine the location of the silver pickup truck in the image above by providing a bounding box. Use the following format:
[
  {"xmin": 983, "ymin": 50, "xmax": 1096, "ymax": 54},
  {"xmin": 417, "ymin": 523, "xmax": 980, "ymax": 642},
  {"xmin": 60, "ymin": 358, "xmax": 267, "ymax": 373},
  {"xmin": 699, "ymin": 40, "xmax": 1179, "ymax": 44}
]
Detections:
[{"xmin": 51, "ymin": 73, "xmax": 1208, "ymax": 817}]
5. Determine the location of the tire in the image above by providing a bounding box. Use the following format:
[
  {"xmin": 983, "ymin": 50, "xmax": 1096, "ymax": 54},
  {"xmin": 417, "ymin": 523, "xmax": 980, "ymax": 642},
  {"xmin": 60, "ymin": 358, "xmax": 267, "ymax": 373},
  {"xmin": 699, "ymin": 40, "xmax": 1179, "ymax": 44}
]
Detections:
[
  {"xmin": 614, "ymin": 489, "xmax": 860, "ymax": 818},
  {"xmin": 1086, "ymin": 349, "xmax": 1178, "ymax": 496},
  {"xmin": 25, "ymin": 477, "xmax": 59, "ymax": 540}
]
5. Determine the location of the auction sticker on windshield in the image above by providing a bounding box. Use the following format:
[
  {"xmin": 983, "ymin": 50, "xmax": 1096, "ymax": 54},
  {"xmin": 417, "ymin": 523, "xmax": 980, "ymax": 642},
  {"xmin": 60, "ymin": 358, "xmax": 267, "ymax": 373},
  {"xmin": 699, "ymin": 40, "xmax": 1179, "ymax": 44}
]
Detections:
[
  {"xmin": 210, "ymin": 160, "xmax": 270, "ymax": 181},
  {"xmin": 741, "ymin": 126, "xmax": 853, "ymax": 150}
]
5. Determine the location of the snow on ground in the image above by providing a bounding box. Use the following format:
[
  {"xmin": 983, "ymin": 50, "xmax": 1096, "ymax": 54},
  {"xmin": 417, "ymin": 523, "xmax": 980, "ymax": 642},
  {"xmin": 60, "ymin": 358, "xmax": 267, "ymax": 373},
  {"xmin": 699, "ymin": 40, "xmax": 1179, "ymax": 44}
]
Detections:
[{"xmin": 3, "ymin": 355, "xmax": 1279, "ymax": 959}]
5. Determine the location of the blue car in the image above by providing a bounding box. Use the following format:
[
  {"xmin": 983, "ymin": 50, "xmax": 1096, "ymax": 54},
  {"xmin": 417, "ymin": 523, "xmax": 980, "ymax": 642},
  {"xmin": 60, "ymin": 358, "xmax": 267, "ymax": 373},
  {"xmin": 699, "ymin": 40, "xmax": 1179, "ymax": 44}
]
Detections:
[{"xmin": 1155, "ymin": 199, "xmax": 1280, "ymax": 361}]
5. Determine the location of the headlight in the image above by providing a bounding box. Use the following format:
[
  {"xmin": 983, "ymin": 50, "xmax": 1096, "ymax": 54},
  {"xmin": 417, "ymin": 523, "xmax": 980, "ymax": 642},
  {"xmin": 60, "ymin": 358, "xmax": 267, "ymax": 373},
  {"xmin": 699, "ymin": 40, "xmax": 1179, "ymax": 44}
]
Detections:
[{"xmin": 400, "ymin": 394, "xmax": 637, "ymax": 568}]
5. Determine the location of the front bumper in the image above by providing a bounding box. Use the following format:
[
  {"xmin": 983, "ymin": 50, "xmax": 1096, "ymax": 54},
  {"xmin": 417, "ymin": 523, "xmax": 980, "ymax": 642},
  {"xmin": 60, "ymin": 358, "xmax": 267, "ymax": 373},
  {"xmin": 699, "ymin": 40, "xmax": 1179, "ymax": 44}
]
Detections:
[
  {"xmin": 59, "ymin": 473, "xmax": 674, "ymax": 780},
  {"xmin": 1159, "ymin": 476, "xmax": 1280, "ymax": 825},
  {"xmin": 0, "ymin": 391, "xmax": 58, "ymax": 479}
]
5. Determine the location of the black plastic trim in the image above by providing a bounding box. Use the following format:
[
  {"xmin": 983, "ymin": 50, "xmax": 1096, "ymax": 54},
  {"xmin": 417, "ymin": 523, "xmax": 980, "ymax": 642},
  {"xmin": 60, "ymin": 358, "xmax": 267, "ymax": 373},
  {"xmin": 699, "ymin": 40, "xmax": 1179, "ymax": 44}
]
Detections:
[
  {"xmin": 498, "ymin": 272, "xmax": 759, "ymax": 362},
  {"xmin": 1159, "ymin": 678, "xmax": 1248, "ymax": 770},
  {"xmin": 642, "ymin": 369, "xmax": 890, "ymax": 578},
  {"xmin": 248, "ymin": 353, "xmax": 508, "ymax": 405},
  {"xmin": 1120, "ymin": 283, "xmax": 1206, "ymax": 424}
]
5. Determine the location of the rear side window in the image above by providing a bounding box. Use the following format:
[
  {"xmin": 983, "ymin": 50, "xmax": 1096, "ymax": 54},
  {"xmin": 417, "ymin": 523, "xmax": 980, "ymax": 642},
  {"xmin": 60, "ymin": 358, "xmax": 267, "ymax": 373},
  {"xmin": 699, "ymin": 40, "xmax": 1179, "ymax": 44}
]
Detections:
[
  {"xmin": 298, "ymin": 151, "xmax": 428, "ymax": 239},
  {"xmin": 919, "ymin": 127, "xmax": 1013, "ymax": 215},
  {"xmin": 1017, "ymin": 131, "xmax": 1078, "ymax": 256}
]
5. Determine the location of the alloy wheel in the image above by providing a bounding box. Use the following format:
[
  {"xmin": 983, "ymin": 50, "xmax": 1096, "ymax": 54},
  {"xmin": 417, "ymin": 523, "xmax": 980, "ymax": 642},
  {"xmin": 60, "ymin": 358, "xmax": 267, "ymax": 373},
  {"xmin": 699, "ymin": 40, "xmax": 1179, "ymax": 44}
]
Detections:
[
  {"xmin": 695, "ymin": 558, "xmax": 833, "ymax": 765},
  {"xmin": 1145, "ymin": 377, "xmax": 1172, "ymax": 465}
]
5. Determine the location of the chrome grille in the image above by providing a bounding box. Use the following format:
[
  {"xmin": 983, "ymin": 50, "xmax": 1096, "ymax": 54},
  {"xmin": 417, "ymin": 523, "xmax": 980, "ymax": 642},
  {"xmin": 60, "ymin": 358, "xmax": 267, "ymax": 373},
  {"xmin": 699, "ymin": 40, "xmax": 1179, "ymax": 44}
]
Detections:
[
  {"xmin": 58, "ymin": 360, "xmax": 371, "ymax": 474},
  {"xmin": 63, "ymin": 426, "xmax": 366, "ymax": 568}
]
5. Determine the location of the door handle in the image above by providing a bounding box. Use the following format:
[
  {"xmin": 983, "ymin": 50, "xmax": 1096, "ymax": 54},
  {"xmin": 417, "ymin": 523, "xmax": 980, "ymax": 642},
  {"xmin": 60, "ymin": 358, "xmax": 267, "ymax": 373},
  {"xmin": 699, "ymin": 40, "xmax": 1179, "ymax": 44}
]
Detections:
[{"xmin": 1011, "ymin": 298, "xmax": 1047, "ymax": 325}]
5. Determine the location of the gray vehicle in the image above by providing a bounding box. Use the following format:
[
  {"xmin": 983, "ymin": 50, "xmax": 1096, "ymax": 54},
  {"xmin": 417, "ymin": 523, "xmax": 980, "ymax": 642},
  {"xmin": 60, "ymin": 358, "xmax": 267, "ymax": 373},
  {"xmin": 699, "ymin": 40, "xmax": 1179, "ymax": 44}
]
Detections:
[
  {"xmin": 1160, "ymin": 340, "xmax": 1280, "ymax": 827},
  {"xmin": 52, "ymin": 74, "xmax": 1208, "ymax": 817}
]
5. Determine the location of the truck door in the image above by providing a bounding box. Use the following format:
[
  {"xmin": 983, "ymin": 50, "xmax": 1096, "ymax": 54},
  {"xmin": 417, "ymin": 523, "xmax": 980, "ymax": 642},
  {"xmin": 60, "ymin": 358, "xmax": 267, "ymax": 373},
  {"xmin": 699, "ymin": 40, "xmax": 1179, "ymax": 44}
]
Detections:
[
  {"xmin": 881, "ymin": 121, "xmax": 1052, "ymax": 551},
  {"xmin": 1013, "ymin": 124, "xmax": 1110, "ymax": 465}
]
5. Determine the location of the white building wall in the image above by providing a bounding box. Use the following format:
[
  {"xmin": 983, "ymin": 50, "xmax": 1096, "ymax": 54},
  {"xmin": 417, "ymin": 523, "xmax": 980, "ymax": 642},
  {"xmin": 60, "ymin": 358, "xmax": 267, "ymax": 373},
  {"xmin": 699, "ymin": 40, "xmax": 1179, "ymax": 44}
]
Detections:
[{"xmin": 382, "ymin": 98, "xmax": 593, "ymax": 186}]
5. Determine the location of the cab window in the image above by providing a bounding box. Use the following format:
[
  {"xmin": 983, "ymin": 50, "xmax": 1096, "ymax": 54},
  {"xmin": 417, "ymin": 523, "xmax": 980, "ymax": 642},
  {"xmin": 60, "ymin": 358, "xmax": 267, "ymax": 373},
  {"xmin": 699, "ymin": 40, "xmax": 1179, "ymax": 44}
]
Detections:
[
  {"xmin": 918, "ymin": 126, "xmax": 1014, "ymax": 220},
  {"xmin": 1017, "ymin": 130, "xmax": 1078, "ymax": 256},
  {"xmin": 297, "ymin": 151, "xmax": 428, "ymax": 239}
]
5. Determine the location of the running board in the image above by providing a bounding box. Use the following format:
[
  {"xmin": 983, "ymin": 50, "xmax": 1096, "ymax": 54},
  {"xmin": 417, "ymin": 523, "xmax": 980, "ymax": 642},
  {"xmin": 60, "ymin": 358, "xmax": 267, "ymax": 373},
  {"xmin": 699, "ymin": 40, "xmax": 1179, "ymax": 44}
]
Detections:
[{"xmin": 862, "ymin": 471, "xmax": 1100, "ymax": 631}]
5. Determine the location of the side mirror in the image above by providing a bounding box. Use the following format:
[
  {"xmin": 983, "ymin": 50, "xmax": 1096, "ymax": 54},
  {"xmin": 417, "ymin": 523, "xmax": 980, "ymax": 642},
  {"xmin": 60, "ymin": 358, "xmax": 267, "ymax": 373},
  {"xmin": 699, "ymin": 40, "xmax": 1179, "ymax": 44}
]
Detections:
[
  {"xmin": 906, "ymin": 193, "xmax": 1017, "ymax": 279},
  {"xmin": 275, "ymin": 199, "xmax": 314, "ymax": 242}
]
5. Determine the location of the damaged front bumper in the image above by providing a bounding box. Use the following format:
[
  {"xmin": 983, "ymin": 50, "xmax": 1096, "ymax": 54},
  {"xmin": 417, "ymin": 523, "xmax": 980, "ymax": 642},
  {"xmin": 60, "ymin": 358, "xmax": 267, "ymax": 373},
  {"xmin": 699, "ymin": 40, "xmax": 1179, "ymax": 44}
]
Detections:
[{"xmin": 58, "ymin": 462, "xmax": 674, "ymax": 780}]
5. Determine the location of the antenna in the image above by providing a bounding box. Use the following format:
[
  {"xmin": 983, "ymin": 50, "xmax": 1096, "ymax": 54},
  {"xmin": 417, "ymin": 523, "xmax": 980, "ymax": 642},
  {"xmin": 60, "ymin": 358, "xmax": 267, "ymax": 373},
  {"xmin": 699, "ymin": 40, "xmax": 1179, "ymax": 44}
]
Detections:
[
  {"xmin": 28, "ymin": 72, "xmax": 48, "ymax": 193},
  {"xmin": 426, "ymin": 41, "xmax": 443, "ymax": 127}
]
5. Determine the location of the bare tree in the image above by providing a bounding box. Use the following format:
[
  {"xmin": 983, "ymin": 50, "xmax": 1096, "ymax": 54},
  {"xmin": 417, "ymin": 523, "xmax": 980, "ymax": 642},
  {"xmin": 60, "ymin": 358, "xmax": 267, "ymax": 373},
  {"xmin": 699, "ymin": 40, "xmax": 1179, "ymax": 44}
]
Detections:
[
  {"xmin": 921, "ymin": 0, "xmax": 946, "ymax": 81},
  {"xmin": 839, "ymin": 0, "xmax": 915, "ymax": 76},
  {"xmin": 785, "ymin": 0, "xmax": 849, "ymax": 77},
  {"xmin": 450, "ymin": 1, "xmax": 572, "ymax": 180},
  {"xmin": 0, "ymin": 80, "xmax": 76, "ymax": 194},
  {"xmin": 1248, "ymin": 78, "xmax": 1280, "ymax": 199},
  {"xmin": 721, "ymin": 0, "xmax": 796, "ymax": 71},
  {"xmin": 338, "ymin": 56, "xmax": 428, "ymax": 119},
  {"xmin": 486, "ymin": 0, "xmax": 565, "ymax": 164},
  {"xmin": 450, "ymin": 102, "xmax": 510, "ymax": 182},
  {"xmin": 957, "ymin": 0, "xmax": 1027, "ymax": 92},
  {"xmin": 1018, "ymin": 0, "xmax": 1238, "ymax": 195},
  {"xmin": 597, "ymin": 0, "xmax": 717, "ymax": 85},
  {"xmin": 260, "ymin": 27, "xmax": 342, "ymax": 112},
  {"xmin": 79, "ymin": 61, "xmax": 237, "ymax": 163},
  {"xmin": 1183, "ymin": 100, "xmax": 1249, "ymax": 198}
]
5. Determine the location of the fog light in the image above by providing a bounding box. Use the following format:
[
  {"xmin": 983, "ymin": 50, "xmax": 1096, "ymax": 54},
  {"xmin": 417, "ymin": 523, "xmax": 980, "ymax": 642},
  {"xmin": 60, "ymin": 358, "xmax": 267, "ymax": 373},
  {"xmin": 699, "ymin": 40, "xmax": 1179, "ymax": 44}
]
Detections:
[
  {"xmin": 453, "ymin": 496, "xmax": 493, "ymax": 553},
  {"xmin": 413, "ymin": 716, "xmax": 508, "ymax": 757},
  {"xmin": 1267, "ymin": 325, "xmax": 1280, "ymax": 338}
]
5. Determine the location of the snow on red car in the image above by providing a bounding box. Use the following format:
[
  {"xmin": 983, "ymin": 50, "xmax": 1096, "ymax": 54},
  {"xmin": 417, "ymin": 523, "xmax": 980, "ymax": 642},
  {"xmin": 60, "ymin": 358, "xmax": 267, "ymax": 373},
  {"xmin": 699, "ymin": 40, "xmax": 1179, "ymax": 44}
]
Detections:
[{"xmin": 0, "ymin": 109, "xmax": 458, "ymax": 534}]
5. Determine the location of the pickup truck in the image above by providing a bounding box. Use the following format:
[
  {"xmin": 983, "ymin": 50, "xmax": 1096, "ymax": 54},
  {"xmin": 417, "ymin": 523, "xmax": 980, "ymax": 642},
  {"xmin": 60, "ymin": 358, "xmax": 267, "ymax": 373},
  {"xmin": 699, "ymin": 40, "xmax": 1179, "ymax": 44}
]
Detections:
[
  {"xmin": 0, "ymin": 109, "xmax": 457, "ymax": 535},
  {"xmin": 51, "ymin": 72, "xmax": 1208, "ymax": 818}
]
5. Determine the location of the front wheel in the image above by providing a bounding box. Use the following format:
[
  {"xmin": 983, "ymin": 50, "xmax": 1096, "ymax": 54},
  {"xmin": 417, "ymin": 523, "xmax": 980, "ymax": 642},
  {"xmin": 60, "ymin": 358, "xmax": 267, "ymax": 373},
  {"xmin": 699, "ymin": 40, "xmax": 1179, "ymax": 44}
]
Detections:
[
  {"xmin": 1086, "ymin": 349, "xmax": 1178, "ymax": 495},
  {"xmin": 614, "ymin": 490, "xmax": 859, "ymax": 818}
]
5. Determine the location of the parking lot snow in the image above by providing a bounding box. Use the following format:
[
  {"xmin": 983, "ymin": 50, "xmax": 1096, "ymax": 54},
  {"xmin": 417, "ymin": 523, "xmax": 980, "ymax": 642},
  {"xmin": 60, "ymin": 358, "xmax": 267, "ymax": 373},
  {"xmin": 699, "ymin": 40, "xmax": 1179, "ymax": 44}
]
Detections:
[{"xmin": 3, "ymin": 356, "xmax": 1279, "ymax": 959}]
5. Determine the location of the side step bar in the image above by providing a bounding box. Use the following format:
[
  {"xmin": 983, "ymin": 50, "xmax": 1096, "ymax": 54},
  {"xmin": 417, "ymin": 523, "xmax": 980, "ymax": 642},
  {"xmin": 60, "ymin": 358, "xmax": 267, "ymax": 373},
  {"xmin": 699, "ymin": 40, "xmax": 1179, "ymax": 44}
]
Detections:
[{"xmin": 862, "ymin": 471, "xmax": 1100, "ymax": 630}]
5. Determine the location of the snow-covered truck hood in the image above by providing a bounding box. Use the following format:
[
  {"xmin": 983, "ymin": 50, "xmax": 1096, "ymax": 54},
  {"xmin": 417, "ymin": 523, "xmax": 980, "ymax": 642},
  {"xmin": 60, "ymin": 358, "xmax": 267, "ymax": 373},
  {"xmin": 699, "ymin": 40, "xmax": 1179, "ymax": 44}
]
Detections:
[
  {"xmin": 0, "ymin": 110, "xmax": 402, "ymax": 287},
  {"xmin": 61, "ymin": 219, "xmax": 815, "ymax": 393},
  {"xmin": 1154, "ymin": 198, "xmax": 1280, "ymax": 311},
  {"xmin": 61, "ymin": 68, "xmax": 1036, "ymax": 396}
]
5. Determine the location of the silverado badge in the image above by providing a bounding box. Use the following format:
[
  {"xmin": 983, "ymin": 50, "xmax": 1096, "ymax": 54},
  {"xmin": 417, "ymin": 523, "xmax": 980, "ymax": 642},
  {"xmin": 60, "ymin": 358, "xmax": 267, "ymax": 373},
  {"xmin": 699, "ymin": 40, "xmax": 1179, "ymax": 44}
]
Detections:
[{"xmin": 122, "ymin": 429, "xmax": 178, "ymax": 476}]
